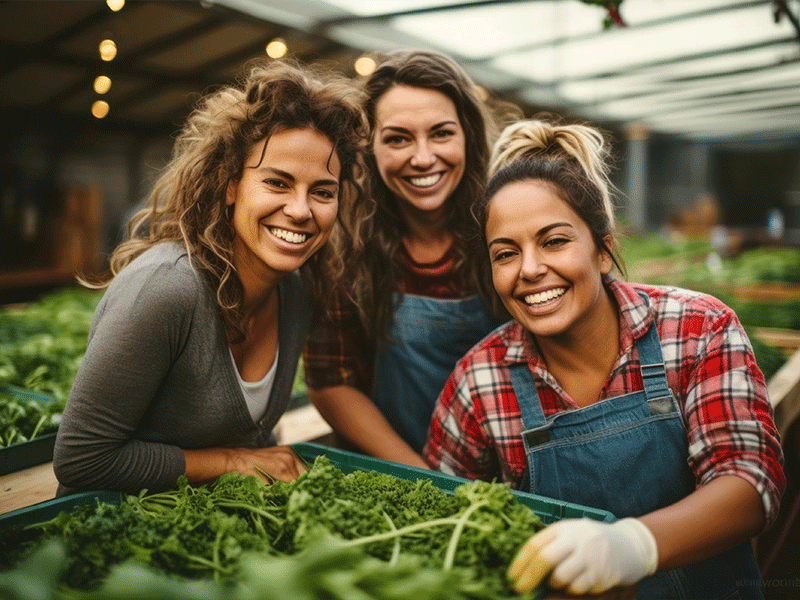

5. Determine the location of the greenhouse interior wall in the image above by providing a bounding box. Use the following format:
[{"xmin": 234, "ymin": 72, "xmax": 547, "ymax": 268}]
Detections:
[{"xmin": 639, "ymin": 132, "xmax": 800, "ymax": 246}]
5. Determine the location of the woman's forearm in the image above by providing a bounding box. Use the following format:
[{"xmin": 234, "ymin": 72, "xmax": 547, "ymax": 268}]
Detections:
[
  {"xmin": 638, "ymin": 474, "xmax": 764, "ymax": 571},
  {"xmin": 308, "ymin": 385, "xmax": 429, "ymax": 469}
]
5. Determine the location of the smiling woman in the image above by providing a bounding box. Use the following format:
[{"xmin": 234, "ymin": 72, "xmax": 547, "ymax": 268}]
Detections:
[
  {"xmin": 226, "ymin": 128, "xmax": 341, "ymax": 292},
  {"xmin": 424, "ymin": 117, "xmax": 785, "ymax": 599},
  {"xmin": 302, "ymin": 49, "xmax": 514, "ymax": 468},
  {"xmin": 51, "ymin": 59, "xmax": 368, "ymax": 496}
]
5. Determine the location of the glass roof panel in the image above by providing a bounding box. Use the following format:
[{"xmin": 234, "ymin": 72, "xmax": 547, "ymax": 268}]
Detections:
[
  {"xmin": 558, "ymin": 44, "xmax": 800, "ymax": 102},
  {"xmin": 493, "ymin": 5, "xmax": 794, "ymax": 82},
  {"xmin": 321, "ymin": 0, "xmax": 468, "ymax": 17},
  {"xmin": 568, "ymin": 62, "xmax": 800, "ymax": 110},
  {"xmin": 619, "ymin": 0, "xmax": 764, "ymax": 22},
  {"xmin": 225, "ymin": 0, "xmax": 800, "ymax": 139},
  {"xmin": 603, "ymin": 87, "xmax": 800, "ymax": 121},
  {"xmin": 389, "ymin": 1, "xmax": 602, "ymax": 59}
]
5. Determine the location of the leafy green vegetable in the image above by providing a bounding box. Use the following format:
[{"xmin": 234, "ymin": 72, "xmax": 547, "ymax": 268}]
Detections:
[
  {"xmin": 2, "ymin": 538, "xmax": 503, "ymax": 600},
  {"xmin": 620, "ymin": 234, "xmax": 800, "ymax": 288},
  {"xmin": 0, "ymin": 288, "xmax": 101, "ymax": 401},
  {"xmin": 0, "ymin": 456, "xmax": 546, "ymax": 599},
  {"xmin": 0, "ymin": 390, "xmax": 63, "ymax": 447}
]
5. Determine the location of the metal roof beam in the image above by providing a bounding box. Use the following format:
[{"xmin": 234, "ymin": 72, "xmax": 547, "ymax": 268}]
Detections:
[
  {"xmin": 774, "ymin": 0, "xmax": 800, "ymax": 41},
  {"xmin": 561, "ymin": 36, "xmax": 798, "ymax": 82},
  {"xmin": 564, "ymin": 57, "xmax": 800, "ymax": 106}
]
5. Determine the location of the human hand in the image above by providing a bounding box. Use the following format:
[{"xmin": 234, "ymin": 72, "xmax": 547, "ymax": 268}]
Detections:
[
  {"xmin": 508, "ymin": 518, "xmax": 657, "ymax": 595},
  {"xmin": 230, "ymin": 445, "xmax": 308, "ymax": 483}
]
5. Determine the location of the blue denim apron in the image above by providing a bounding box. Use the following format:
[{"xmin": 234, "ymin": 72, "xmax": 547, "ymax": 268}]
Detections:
[
  {"xmin": 372, "ymin": 293, "xmax": 498, "ymax": 453},
  {"xmin": 510, "ymin": 309, "xmax": 764, "ymax": 599}
]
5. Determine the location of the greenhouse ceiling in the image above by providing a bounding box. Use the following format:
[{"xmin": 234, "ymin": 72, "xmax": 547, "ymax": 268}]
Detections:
[
  {"xmin": 217, "ymin": 0, "xmax": 800, "ymax": 141},
  {"xmin": 2, "ymin": 1, "xmax": 798, "ymax": 142}
]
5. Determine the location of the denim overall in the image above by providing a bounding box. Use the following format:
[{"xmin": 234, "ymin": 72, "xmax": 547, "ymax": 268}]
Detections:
[
  {"xmin": 510, "ymin": 310, "xmax": 764, "ymax": 599},
  {"xmin": 372, "ymin": 293, "xmax": 498, "ymax": 453}
]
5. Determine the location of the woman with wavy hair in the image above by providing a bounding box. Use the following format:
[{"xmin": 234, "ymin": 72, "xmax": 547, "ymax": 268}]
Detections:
[
  {"xmin": 53, "ymin": 59, "xmax": 367, "ymax": 494},
  {"xmin": 424, "ymin": 117, "xmax": 784, "ymax": 598},
  {"xmin": 303, "ymin": 50, "xmax": 511, "ymax": 467}
]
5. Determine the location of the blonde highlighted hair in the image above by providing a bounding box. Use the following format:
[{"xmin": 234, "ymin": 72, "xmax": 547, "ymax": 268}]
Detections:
[
  {"xmin": 88, "ymin": 59, "xmax": 368, "ymax": 342},
  {"xmin": 487, "ymin": 118, "xmax": 615, "ymax": 230}
]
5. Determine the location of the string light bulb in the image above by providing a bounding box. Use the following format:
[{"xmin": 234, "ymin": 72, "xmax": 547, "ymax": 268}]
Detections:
[
  {"xmin": 93, "ymin": 75, "xmax": 112, "ymax": 94},
  {"xmin": 99, "ymin": 39, "xmax": 117, "ymax": 62},
  {"xmin": 266, "ymin": 38, "xmax": 287, "ymax": 59},
  {"xmin": 91, "ymin": 100, "xmax": 110, "ymax": 119},
  {"xmin": 354, "ymin": 55, "xmax": 376, "ymax": 77},
  {"xmin": 106, "ymin": 0, "xmax": 125, "ymax": 11}
]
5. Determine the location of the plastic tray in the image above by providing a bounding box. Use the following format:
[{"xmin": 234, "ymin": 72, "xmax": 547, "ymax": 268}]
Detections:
[
  {"xmin": 0, "ymin": 384, "xmax": 60, "ymax": 476},
  {"xmin": 0, "ymin": 490, "xmax": 122, "ymax": 530},
  {"xmin": 0, "ymin": 442, "xmax": 614, "ymax": 531},
  {"xmin": 292, "ymin": 442, "xmax": 615, "ymax": 524}
]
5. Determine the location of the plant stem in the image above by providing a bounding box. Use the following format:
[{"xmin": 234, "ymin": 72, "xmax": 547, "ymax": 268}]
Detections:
[
  {"xmin": 339, "ymin": 516, "xmax": 491, "ymax": 549},
  {"xmin": 28, "ymin": 414, "xmax": 47, "ymax": 440},
  {"xmin": 443, "ymin": 500, "xmax": 488, "ymax": 570},
  {"xmin": 217, "ymin": 501, "xmax": 282, "ymax": 524}
]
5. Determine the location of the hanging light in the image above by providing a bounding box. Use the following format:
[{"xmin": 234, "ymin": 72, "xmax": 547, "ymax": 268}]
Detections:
[
  {"xmin": 93, "ymin": 75, "xmax": 112, "ymax": 94},
  {"xmin": 99, "ymin": 39, "xmax": 117, "ymax": 62},
  {"xmin": 91, "ymin": 100, "xmax": 110, "ymax": 119},
  {"xmin": 266, "ymin": 38, "xmax": 287, "ymax": 59},
  {"xmin": 106, "ymin": 0, "xmax": 125, "ymax": 11},
  {"xmin": 354, "ymin": 55, "xmax": 376, "ymax": 77}
]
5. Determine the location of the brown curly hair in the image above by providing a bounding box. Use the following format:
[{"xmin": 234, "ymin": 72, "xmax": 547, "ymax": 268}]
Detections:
[{"xmin": 92, "ymin": 59, "xmax": 368, "ymax": 342}]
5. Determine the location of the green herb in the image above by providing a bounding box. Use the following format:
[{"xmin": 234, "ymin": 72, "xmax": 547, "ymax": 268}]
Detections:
[
  {"xmin": 0, "ymin": 289, "xmax": 101, "ymax": 401},
  {"xmin": 0, "ymin": 391, "xmax": 63, "ymax": 448},
  {"xmin": 0, "ymin": 456, "xmax": 546, "ymax": 599},
  {"xmin": 2, "ymin": 538, "xmax": 502, "ymax": 600}
]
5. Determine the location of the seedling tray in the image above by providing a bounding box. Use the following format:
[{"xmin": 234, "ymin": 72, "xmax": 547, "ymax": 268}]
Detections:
[{"xmin": 0, "ymin": 384, "xmax": 59, "ymax": 476}]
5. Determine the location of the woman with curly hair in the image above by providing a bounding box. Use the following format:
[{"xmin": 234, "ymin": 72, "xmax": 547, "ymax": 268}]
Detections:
[
  {"xmin": 53, "ymin": 59, "xmax": 368, "ymax": 494},
  {"xmin": 303, "ymin": 50, "xmax": 512, "ymax": 467}
]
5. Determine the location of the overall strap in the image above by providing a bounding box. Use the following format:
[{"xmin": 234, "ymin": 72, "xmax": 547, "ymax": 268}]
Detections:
[
  {"xmin": 638, "ymin": 323, "xmax": 672, "ymax": 402},
  {"xmin": 634, "ymin": 292, "xmax": 677, "ymax": 418},
  {"xmin": 509, "ymin": 362, "xmax": 548, "ymax": 436}
]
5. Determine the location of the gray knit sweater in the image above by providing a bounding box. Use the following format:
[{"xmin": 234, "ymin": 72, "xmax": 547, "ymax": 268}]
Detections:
[{"xmin": 53, "ymin": 242, "xmax": 312, "ymax": 494}]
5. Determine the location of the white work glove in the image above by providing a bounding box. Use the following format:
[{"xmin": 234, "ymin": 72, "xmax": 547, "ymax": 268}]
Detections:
[{"xmin": 507, "ymin": 517, "xmax": 658, "ymax": 595}]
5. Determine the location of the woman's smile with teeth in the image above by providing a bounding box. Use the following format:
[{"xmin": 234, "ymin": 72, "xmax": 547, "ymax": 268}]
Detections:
[
  {"xmin": 269, "ymin": 227, "xmax": 309, "ymax": 244},
  {"xmin": 408, "ymin": 173, "xmax": 442, "ymax": 187},
  {"xmin": 524, "ymin": 287, "xmax": 567, "ymax": 305}
]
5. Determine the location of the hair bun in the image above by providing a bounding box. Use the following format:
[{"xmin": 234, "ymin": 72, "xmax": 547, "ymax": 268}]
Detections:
[{"xmin": 489, "ymin": 120, "xmax": 554, "ymax": 177}]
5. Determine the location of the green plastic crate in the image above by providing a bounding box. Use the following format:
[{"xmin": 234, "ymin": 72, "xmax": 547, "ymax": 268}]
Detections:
[
  {"xmin": 0, "ymin": 384, "xmax": 60, "ymax": 476},
  {"xmin": 0, "ymin": 490, "xmax": 122, "ymax": 530},
  {"xmin": 291, "ymin": 442, "xmax": 615, "ymax": 525},
  {"xmin": 0, "ymin": 443, "xmax": 609, "ymax": 600},
  {"xmin": 0, "ymin": 442, "xmax": 614, "ymax": 531}
]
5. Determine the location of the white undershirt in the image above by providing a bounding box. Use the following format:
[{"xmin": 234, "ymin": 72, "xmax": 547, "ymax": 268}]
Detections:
[{"xmin": 229, "ymin": 346, "xmax": 279, "ymax": 423}]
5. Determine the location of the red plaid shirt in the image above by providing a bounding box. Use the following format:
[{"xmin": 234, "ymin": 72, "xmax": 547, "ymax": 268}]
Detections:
[{"xmin": 423, "ymin": 277, "xmax": 785, "ymax": 527}]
